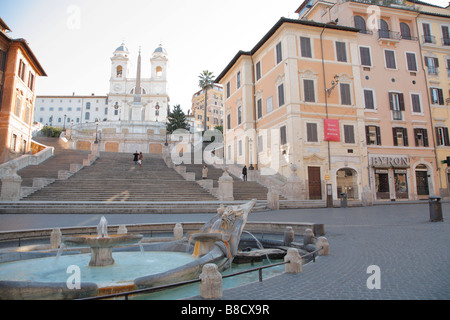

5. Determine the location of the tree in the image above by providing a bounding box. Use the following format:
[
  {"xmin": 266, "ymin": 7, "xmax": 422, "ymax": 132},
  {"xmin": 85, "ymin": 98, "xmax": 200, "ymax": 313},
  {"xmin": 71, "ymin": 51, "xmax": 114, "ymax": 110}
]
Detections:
[
  {"xmin": 166, "ymin": 105, "xmax": 188, "ymax": 134},
  {"xmin": 198, "ymin": 70, "xmax": 216, "ymax": 133}
]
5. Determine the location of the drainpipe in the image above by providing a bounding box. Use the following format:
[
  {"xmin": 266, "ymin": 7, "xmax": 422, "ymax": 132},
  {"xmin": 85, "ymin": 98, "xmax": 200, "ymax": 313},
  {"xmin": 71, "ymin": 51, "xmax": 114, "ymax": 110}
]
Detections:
[
  {"xmin": 251, "ymin": 55, "xmax": 258, "ymax": 170},
  {"xmin": 415, "ymin": 13, "xmax": 442, "ymax": 195},
  {"xmin": 320, "ymin": 26, "xmax": 332, "ymax": 172}
]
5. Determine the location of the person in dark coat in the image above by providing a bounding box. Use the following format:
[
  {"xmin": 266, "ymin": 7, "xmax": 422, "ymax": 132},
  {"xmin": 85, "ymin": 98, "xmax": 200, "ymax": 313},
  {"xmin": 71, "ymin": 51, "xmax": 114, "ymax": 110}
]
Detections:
[
  {"xmin": 133, "ymin": 151, "xmax": 139, "ymax": 165},
  {"xmin": 242, "ymin": 165, "xmax": 248, "ymax": 181}
]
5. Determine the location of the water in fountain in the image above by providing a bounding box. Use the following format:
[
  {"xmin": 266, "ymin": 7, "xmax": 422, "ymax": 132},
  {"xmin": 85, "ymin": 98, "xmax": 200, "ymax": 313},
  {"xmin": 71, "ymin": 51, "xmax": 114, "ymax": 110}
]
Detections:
[{"xmin": 242, "ymin": 231, "xmax": 272, "ymax": 264}]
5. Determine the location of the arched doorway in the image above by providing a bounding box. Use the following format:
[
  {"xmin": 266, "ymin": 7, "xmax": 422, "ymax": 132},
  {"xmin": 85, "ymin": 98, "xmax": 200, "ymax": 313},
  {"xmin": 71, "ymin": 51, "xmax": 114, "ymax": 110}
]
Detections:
[{"xmin": 336, "ymin": 168, "xmax": 359, "ymax": 200}]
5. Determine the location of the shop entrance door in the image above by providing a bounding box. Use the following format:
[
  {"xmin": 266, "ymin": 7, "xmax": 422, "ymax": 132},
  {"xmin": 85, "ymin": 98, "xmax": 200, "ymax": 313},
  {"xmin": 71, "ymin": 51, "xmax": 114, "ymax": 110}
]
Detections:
[{"xmin": 375, "ymin": 170, "xmax": 390, "ymax": 200}]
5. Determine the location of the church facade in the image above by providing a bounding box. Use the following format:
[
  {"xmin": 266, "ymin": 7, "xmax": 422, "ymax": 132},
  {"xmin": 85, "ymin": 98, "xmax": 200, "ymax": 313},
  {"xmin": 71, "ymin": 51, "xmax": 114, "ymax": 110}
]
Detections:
[{"xmin": 34, "ymin": 43, "xmax": 170, "ymax": 154}]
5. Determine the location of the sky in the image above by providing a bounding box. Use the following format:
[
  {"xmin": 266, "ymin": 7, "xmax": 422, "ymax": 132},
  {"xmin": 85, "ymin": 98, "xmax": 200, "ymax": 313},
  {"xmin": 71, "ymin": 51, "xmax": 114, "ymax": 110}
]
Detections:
[{"xmin": 1, "ymin": 0, "xmax": 448, "ymax": 113}]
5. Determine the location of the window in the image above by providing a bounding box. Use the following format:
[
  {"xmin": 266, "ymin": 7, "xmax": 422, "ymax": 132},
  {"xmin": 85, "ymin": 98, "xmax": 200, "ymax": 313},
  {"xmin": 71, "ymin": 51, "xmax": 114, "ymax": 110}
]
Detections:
[
  {"xmin": 266, "ymin": 96, "xmax": 273, "ymax": 113},
  {"xmin": 430, "ymin": 88, "xmax": 444, "ymax": 105},
  {"xmin": 237, "ymin": 106, "xmax": 242, "ymax": 125},
  {"xmin": 116, "ymin": 66, "xmax": 123, "ymax": 77},
  {"xmin": 303, "ymin": 79, "xmax": 315, "ymax": 102},
  {"xmin": 414, "ymin": 128, "xmax": 429, "ymax": 147},
  {"xmin": 400, "ymin": 22, "xmax": 412, "ymax": 40},
  {"xmin": 384, "ymin": 50, "xmax": 396, "ymax": 69},
  {"xmin": 393, "ymin": 127, "xmax": 408, "ymax": 146},
  {"xmin": 280, "ymin": 126, "xmax": 287, "ymax": 145},
  {"xmin": 300, "ymin": 37, "xmax": 312, "ymax": 58},
  {"xmin": 258, "ymin": 135, "xmax": 264, "ymax": 152},
  {"xmin": 237, "ymin": 71, "xmax": 241, "ymax": 89},
  {"xmin": 436, "ymin": 127, "xmax": 450, "ymax": 146},
  {"xmin": 366, "ymin": 125, "xmax": 381, "ymax": 145},
  {"xmin": 306, "ymin": 123, "xmax": 318, "ymax": 142},
  {"xmin": 354, "ymin": 15, "xmax": 367, "ymax": 33},
  {"xmin": 378, "ymin": 19, "xmax": 390, "ymax": 39},
  {"xmin": 257, "ymin": 99, "xmax": 263, "ymax": 119},
  {"xmin": 422, "ymin": 23, "xmax": 433, "ymax": 43},
  {"xmin": 255, "ymin": 61, "xmax": 261, "ymax": 81},
  {"xmin": 86, "ymin": 102, "xmax": 91, "ymax": 110},
  {"xmin": 226, "ymin": 114, "xmax": 231, "ymax": 130},
  {"xmin": 14, "ymin": 95, "xmax": 22, "ymax": 118},
  {"xmin": 278, "ymin": 83, "xmax": 285, "ymax": 107},
  {"xmin": 336, "ymin": 42, "xmax": 347, "ymax": 62},
  {"xmin": 406, "ymin": 52, "xmax": 417, "ymax": 71},
  {"xmin": 425, "ymin": 57, "xmax": 439, "ymax": 75},
  {"xmin": 238, "ymin": 140, "xmax": 243, "ymax": 156},
  {"xmin": 344, "ymin": 125, "xmax": 355, "ymax": 144},
  {"xmin": 389, "ymin": 92, "xmax": 405, "ymax": 120},
  {"xmin": 442, "ymin": 25, "xmax": 450, "ymax": 46},
  {"xmin": 340, "ymin": 83, "xmax": 351, "ymax": 105},
  {"xmin": 226, "ymin": 82, "xmax": 230, "ymax": 98},
  {"xmin": 411, "ymin": 94, "xmax": 422, "ymax": 113},
  {"xmin": 18, "ymin": 59, "xmax": 26, "ymax": 82},
  {"xmin": 27, "ymin": 72, "xmax": 35, "ymax": 91},
  {"xmin": 276, "ymin": 42, "xmax": 282, "ymax": 64},
  {"xmin": 364, "ymin": 89, "xmax": 375, "ymax": 110},
  {"xmin": 85, "ymin": 112, "xmax": 90, "ymax": 121},
  {"xmin": 359, "ymin": 47, "xmax": 372, "ymax": 66}
]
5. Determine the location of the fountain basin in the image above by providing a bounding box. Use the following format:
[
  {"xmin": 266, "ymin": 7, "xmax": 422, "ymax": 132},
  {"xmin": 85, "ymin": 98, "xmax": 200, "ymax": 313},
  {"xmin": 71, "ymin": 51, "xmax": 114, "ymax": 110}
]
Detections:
[{"xmin": 62, "ymin": 234, "xmax": 143, "ymax": 267}]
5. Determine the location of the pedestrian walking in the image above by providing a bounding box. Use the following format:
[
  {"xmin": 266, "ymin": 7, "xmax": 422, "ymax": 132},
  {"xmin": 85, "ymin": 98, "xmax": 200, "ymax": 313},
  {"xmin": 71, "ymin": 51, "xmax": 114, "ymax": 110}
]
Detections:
[
  {"xmin": 138, "ymin": 152, "xmax": 143, "ymax": 167},
  {"xmin": 202, "ymin": 165, "xmax": 208, "ymax": 180},
  {"xmin": 133, "ymin": 151, "xmax": 139, "ymax": 165},
  {"xmin": 242, "ymin": 165, "xmax": 247, "ymax": 181}
]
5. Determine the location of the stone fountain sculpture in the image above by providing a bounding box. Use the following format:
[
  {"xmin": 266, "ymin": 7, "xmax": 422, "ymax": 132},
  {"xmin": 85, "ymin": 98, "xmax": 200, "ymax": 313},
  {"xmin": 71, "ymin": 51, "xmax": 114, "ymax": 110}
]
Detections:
[{"xmin": 62, "ymin": 216, "xmax": 143, "ymax": 267}]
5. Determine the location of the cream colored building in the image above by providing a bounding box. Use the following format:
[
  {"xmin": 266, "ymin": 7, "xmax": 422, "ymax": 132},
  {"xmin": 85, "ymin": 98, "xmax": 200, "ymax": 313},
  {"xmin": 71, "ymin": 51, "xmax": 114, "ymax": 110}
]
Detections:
[
  {"xmin": 191, "ymin": 84, "xmax": 224, "ymax": 132},
  {"xmin": 217, "ymin": 17, "xmax": 370, "ymax": 203}
]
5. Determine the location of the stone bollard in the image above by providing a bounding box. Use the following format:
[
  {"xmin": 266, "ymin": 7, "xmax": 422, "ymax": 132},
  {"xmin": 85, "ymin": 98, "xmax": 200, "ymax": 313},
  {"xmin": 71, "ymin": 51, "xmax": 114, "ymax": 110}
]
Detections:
[
  {"xmin": 284, "ymin": 226, "xmax": 295, "ymax": 246},
  {"xmin": 218, "ymin": 167, "xmax": 234, "ymax": 201},
  {"xmin": 284, "ymin": 248, "xmax": 302, "ymax": 274},
  {"xmin": 117, "ymin": 225, "xmax": 128, "ymax": 235},
  {"xmin": 173, "ymin": 223, "xmax": 183, "ymax": 240},
  {"xmin": 199, "ymin": 264, "xmax": 223, "ymax": 299},
  {"xmin": 316, "ymin": 237, "xmax": 330, "ymax": 256},
  {"xmin": 267, "ymin": 189, "xmax": 279, "ymax": 210},
  {"xmin": 50, "ymin": 228, "xmax": 62, "ymax": 249},
  {"xmin": 303, "ymin": 228, "xmax": 315, "ymax": 245}
]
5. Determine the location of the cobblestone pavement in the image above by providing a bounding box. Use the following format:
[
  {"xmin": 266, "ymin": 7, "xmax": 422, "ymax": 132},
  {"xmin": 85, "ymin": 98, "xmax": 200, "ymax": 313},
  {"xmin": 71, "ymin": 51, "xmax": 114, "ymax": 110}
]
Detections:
[{"xmin": 197, "ymin": 202, "xmax": 450, "ymax": 300}]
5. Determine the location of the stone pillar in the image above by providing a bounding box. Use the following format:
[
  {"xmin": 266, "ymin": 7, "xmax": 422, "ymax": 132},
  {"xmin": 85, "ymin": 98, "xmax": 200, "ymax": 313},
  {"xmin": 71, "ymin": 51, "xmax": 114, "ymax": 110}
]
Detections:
[
  {"xmin": 284, "ymin": 226, "xmax": 295, "ymax": 246},
  {"xmin": 284, "ymin": 248, "xmax": 302, "ymax": 274},
  {"xmin": 218, "ymin": 167, "xmax": 234, "ymax": 201},
  {"xmin": 316, "ymin": 237, "xmax": 330, "ymax": 256},
  {"xmin": 303, "ymin": 228, "xmax": 315, "ymax": 245},
  {"xmin": 50, "ymin": 228, "xmax": 62, "ymax": 249},
  {"xmin": 283, "ymin": 164, "xmax": 306, "ymax": 200},
  {"xmin": 117, "ymin": 225, "xmax": 128, "ymax": 235},
  {"xmin": 0, "ymin": 162, "xmax": 22, "ymax": 201},
  {"xmin": 199, "ymin": 263, "xmax": 223, "ymax": 299},
  {"xmin": 267, "ymin": 188, "xmax": 279, "ymax": 210},
  {"xmin": 361, "ymin": 186, "xmax": 374, "ymax": 207},
  {"xmin": 174, "ymin": 223, "xmax": 183, "ymax": 240}
]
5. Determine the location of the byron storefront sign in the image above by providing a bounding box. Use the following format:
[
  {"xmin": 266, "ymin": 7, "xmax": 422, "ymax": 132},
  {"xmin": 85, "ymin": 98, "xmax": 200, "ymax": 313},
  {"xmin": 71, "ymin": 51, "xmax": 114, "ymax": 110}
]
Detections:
[
  {"xmin": 324, "ymin": 119, "xmax": 340, "ymax": 141},
  {"xmin": 369, "ymin": 155, "xmax": 410, "ymax": 168}
]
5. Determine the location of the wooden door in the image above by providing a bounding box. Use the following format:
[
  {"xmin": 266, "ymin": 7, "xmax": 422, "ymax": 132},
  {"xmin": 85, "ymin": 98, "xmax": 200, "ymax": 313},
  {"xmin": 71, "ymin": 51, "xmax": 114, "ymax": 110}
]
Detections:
[{"xmin": 308, "ymin": 167, "xmax": 322, "ymax": 200}]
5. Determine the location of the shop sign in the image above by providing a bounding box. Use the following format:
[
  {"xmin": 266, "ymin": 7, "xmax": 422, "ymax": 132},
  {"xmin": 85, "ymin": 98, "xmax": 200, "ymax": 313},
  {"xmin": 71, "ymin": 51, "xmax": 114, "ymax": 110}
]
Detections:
[{"xmin": 370, "ymin": 155, "xmax": 409, "ymax": 167}]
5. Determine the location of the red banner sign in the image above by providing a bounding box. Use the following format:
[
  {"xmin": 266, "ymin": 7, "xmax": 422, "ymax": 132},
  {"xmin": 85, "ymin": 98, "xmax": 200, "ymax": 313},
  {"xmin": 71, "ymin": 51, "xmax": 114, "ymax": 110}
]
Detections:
[{"xmin": 324, "ymin": 119, "xmax": 340, "ymax": 141}]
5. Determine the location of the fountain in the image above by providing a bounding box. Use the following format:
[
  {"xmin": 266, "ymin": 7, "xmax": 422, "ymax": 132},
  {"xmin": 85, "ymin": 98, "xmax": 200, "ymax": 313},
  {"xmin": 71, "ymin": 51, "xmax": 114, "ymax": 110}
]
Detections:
[
  {"xmin": 60, "ymin": 216, "xmax": 143, "ymax": 267},
  {"xmin": 0, "ymin": 200, "xmax": 325, "ymax": 300}
]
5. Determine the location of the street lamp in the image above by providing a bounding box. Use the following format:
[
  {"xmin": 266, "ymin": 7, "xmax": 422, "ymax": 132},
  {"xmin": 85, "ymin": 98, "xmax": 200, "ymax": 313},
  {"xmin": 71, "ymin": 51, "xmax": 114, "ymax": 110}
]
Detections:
[
  {"xmin": 62, "ymin": 114, "xmax": 67, "ymax": 132},
  {"xmin": 165, "ymin": 121, "xmax": 169, "ymax": 146},
  {"xmin": 94, "ymin": 119, "xmax": 99, "ymax": 144},
  {"xmin": 249, "ymin": 138, "xmax": 254, "ymax": 170}
]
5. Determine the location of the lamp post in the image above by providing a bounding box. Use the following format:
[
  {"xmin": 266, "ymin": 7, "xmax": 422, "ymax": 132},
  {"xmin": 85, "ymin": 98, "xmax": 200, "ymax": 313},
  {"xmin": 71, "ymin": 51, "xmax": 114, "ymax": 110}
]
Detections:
[
  {"xmin": 94, "ymin": 119, "xmax": 99, "ymax": 144},
  {"xmin": 69, "ymin": 120, "xmax": 74, "ymax": 140},
  {"xmin": 165, "ymin": 121, "xmax": 169, "ymax": 146},
  {"xmin": 249, "ymin": 138, "xmax": 254, "ymax": 170},
  {"xmin": 62, "ymin": 114, "xmax": 67, "ymax": 132}
]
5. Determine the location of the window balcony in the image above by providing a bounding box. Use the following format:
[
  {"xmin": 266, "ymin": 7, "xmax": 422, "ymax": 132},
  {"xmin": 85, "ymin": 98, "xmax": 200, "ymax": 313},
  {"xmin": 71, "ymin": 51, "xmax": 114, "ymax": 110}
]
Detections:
[
  {"xmin": 442, "ymin": 37, "xmax": 450, "ymax": 46},
  {"xmin": 428, "ymin": 67, "xmax": 439, "ymax": 76},
  {"xmin": 378, "ymin": 30, "xmax": 401, "ymax": 40},
  {"xmin": 423, "ymin": 35, "xmax": 436, "ymax": 44}
]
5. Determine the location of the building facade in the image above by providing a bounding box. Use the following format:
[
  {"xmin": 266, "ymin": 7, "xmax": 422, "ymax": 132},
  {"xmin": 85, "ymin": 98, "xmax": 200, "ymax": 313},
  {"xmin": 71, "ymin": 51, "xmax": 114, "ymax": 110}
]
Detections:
[
  {"xmin": 0, "ymin": 18, "xmax": 46, "ymax": 163},
  {"xmin": 412, "ymin": 1, "xmax": 450, "ymax": 197},
  {"xmin": 298, "ymin": 0, "xmax": 441, "ymax": 201},
  {"xmin": 217, "ymin": 18, "xmax": 370, "ymax": 203},
  {"xmin": 191, "ymin": 84, "xmax": 224, "ymax": 132}
]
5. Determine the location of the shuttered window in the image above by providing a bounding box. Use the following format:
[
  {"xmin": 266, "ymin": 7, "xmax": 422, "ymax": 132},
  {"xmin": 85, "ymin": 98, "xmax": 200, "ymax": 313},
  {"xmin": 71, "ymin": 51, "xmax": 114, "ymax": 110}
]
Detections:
[
  {"xmin": 406, "ymin": 52, "xmax": 417, "ymax": 71},
  {"xmin": 393, "ymin": 127, "xmax": 408, "ymax": 146},
  {"xmin": 257, "ymin": 99, "xmax": 263, "ymax": 119},
  {"xmin": 303, "ymin": 79, "xmax": 315, "ymax": 102},
  {"xmin": 366, "ymin": 126, "xmax": 382, "ymax": 145},
  {"xmin": 280, "ymin": 126, "xmax": 287, "ymax": 145},
  {"xmin": 276, "ymin": 42, "xmax": 282, "ymax": 64},
  {"xmin": 300, "ymin": 37, "xmax": 312, "ymax": 58},
  {"xmin": 385, "ymin": 50, "xmax": 396, "ymax": 69},
  {"xmin": 344, "ymin": 125, "xmax": 355, "ymax": 144},
  {"xmin": 411, "ymin": 94, "xmax": 421, "ymax": 113},
  {"xmin": 306, "ymin": 123, "xmax": 318, "ymax": 142},
  {"xmin": 436, "ymin": 127, "xmax": 450, "ymax": 146},
  {"xmin": 336, "ymin": 42, "xmax": 347, "ymax": 62},
  {"xmin": 340, "ymin": 83, "xmax": 351, "ymax": 105},
  {"xmin": 414, "ymin": 128, "xmax": 429, "ymax": 147},
  {"xmin": 430, "ymin": 88, "xmax": 444, "ymax": 105},
  {"xmin": 360, "ymin": 47, "xmax": 372, "ymax": 66},
  {"xmin": 364, "ymin": 89, "xmax": 375, "ymax": 109},
  {"xmin": 278, "ymin": 84, "xmax": 285, "ymax": 107}
]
